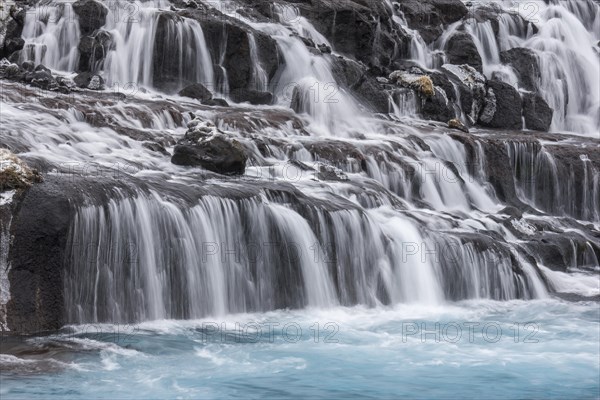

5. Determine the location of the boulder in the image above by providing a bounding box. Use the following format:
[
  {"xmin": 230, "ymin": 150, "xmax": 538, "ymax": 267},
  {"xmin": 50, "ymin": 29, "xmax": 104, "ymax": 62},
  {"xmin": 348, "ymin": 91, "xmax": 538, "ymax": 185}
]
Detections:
[
  {"xmin": 178, "ymin": 83, "xmax": 213, "ymax": 102},
  {"xmin": 479, "ymin": 80, "xmax": 522, "ymax": 129},
  {"xmin": 0, "ymin": 149, "xmax": 43, "ymax": 191},
  {"xmin": 522, "ymin": 93, "xmax": 553, "ymax": 131},
  {"xmin": 389, "ymin": 70, "xmax": 434, "ymax": 97},
  {"xmin": 171, "ymin": 121, "xmax": 247, "ymax": 175},
  {"xmin": 72, "ymin": 0, "xmax": 109, "ymax": 36},
  {"xmin": 73, "ymin": 72, "xmax": 105, "ymax": 90},
  {"xmin": 500, "ymin": 48, "xmax": 541, "ymax": 91},
  {"xmin": 230, "ymin": 88, "xmax": 273, "ymax": 105},
  {"xmin": 445, "ymin": 32, "xmax": 483, "ymax": 73},
  {"xmin": 448, "ymin": 118, "xmax": 469, "ymax": 133}
]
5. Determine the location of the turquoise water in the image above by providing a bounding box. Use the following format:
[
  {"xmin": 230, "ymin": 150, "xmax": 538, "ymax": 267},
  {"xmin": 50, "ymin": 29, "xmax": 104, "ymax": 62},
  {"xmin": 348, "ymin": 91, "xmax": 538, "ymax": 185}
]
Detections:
[{"xmin": 1, "ymin": 299, "xmax": 599, "ymax": 399}]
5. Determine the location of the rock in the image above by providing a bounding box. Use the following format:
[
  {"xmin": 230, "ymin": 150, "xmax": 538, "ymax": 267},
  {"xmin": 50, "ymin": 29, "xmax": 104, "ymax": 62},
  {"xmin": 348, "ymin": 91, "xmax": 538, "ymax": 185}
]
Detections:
[
  {"xmin": 299, "ymin": 0, "xmax": 410, "ymax": 73},
  {"xmin": 0, "ymin": 149, "xmax": 43, "ymax": 191},
  {"xmin": 21, "ymin": 60, "xmax": 35, "ymax": 72},
  {"xmin": 442, "ymin": 64, "xmax": 487, "ymax": 125},
  {"xmin": 479, "ymin": 80, "xmax": 522, "ymax": 129},
  {"xmin": 317, "ymin": 43, "xmax": 332, "ymax": 54},
  {"xmin": 73, "ymin": 72, "xmax": 105, "ymax": 90},
  {"xmin": 448, "ymin": 118, "xmax": 469, "ymax": 133},
  {"xmin": 479, "ymin": 87, "xmax": 496, "ymax": 124},
  {"xmin": 0, "ymin": 8, "xmax": 26, "ymax": 59},
  {"xmin": 202, "ymin": 98, "xmax": 229, "ymax": 107},
  {"xmin": 230, "ymin": 88, "xmax": 273, "ymax": 105},
  {"xmin": 178, "ymin": 83, "xmax": 213, "ymax": 102},
  {"xmin": 72, "ymin": 0, "xmax": 109, "ymax": 36},
  {"xmin": 398, "ymin": 0, "xmax": 469, "ymax": 43},
  {"xmin": 421, "ymin": 87, "xmax": 455, "ymax": 122},
  {"xmin": 389, "ymin": 71, "xmax": 435, "ymax": 98},
  {"xmin": 445, "ymin": 32, "xmax": 483, "ymax": 73},
  {"xmin": 522, "ymin": 93, "xmax": 553, "ymax": 131},
  {"xmin": 77, "ymin": 30, "xmax": 112, "ymax": 72},
  {"xmin": 500, "ymin": 48, "xmax": 541, "ymax": 91},
  {"xmin": 171, "ymin": 128, "xmax": 247, "ymax": 175},
  {"xmin": 142, "ymin": 141, "xmax": 169, "ymax": 155},
  {"xmin": 0, "ymin": 58, "xmax": 22, "ymax": 79}
]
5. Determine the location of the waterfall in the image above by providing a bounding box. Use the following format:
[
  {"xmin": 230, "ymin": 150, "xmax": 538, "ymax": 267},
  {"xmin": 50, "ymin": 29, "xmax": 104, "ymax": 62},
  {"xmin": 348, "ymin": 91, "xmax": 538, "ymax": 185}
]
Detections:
[{"xmin": 19, "ymin": 1, "xmax": 80, "ymax": 71}]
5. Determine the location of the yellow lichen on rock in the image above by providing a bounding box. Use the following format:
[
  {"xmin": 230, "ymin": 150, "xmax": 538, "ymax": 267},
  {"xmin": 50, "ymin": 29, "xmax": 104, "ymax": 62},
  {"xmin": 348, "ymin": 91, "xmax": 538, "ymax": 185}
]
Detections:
[{"xmin": 0, "ymin": 149, "xmax": 43, "ymax": 191}]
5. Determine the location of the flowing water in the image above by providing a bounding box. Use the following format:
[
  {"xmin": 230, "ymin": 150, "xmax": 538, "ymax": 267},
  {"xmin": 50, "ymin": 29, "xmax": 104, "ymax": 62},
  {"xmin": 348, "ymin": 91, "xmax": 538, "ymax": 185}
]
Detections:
[{"xmin": 1, "ymin": 0, "xmax": 599, "ymax": 397}]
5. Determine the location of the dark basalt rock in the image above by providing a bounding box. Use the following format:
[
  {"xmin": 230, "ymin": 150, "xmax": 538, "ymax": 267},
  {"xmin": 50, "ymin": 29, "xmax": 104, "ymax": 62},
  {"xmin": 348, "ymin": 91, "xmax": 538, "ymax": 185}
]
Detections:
[
  {"xmin": 398, "ymin": 0, "xmax": 469, "ymax": 43},
  {"xmin": 73, "ymin": 71, "xmax": 105, "ymax": 90},
  {"xmin": 230, "ymin": 88, "xmax": 273, "ymax": 105},
  {"xmin": 445, "ymin": 32, "xmax": 483, "ymax": 73},
  {"xmin": 172, "ymin": 134, "xmax": 247, "ymax": 175},
  {"xmin": 72, "ymin": 0, "xmax": 109, "ymax": 36},
  {"xmin": 178, "ymin": 83, "xmax": 213, "ymax": 102},
  {"xmin": 295, "ymin": 0, "xmax": 410, "ymax": 73},
  {"xmin": 500, "ymin": 48, "xmax": 541, "ymax": 91},
  {"xmin": 421, "ymin": 87, "xmax": 456, "ymax": 122},
  {"xmin": 1, "ymin": 8, "xmax": 26, "ymax": 59},
  {"xmin": 522, "ymin": 93, "xmax": 553, "ymax": 131},
  {"xmin": 480, "ymin": 80, "xmax": 522, "ymax": 130},
  {"xmin": 176, "ymin": 8, "xmax": 279, "ymax": 91},
  {"xmin": 202, "ymin": 98, "xmax": 229, "ymax": 107},
  {"xmin": 77, "ymin": 30, "xmax": 112, "ymax": 73}
]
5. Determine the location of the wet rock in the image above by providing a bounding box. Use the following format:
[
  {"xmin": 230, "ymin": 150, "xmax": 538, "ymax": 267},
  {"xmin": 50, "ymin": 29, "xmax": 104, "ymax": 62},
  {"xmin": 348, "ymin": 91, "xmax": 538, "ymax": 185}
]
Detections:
[
  {"xmin": 398, "ymin": 0, "xmax": 469, "ymax": 43},
  {"xmin": 389, "ymin": 71, "xmax": 434, "ymax": 97},
  {"xmin": 21, "ymin": 60, "xmax": 34, "ymax": 72},
  {"xmin": 445, "ymin": 32, "xmax": 483, "ymax": 73},
  {"xmin": 0, "ymin": 7, "xmax": 26, "ymax": 59},
  {"xmin": 77, "ymin": 30, "xmax": 112, "ymax": 72},
  {"xmin": 441, "ymin": 64, "xmax": 486, "ymax": 124},
  {"xmin": 72, "ymin": 0, "xmax": 109, "ymax": 36},
  {"xmin": 479, "ymin": 80, "xmax": 522, "ymax": 129},
  {"xmin": 0, "ymin": 58, "xmax": 22, "ymax": 79},
  {"xmin": 0, "ymin": 149, "xmax": 43, "ymax": 191},
  {"xmin": 300, "ymin": 0, "xmax": 409, "ymax": 73},
  {"xmin": 73, "ymin": 71, "xmax": 105, "ymax": 90},
  {"xmin": 171, "ymin": 119, "xmax": 248, "ymax": 175},
  {"xmin": 171, "ymin": 130, "xmax": 247, "ymax": 175},
  {"xmin": 500, "ymin": 48, "xmax": 541, "ymax": 91},
  {"xmin": 142, "ymin": 141, "xmax": 169, "ymax": 155},
  {"xmin": 178, "ymin": 83, "xmax": 213, "ymax": 102},
  {"xmin": 202, "ymin": 98, "xmax": 229, "ymax": 107},
  {"xmin": 522, "ymin": 93, "xmax": 553, "ymax": 131},
  {"xmin": 448, "ymin": 118, "xmax": 469, "ymax": 133},
  {"xmin": 421, "ymin": 87, "xmax": 455, "ymax": 122},
  {"xmin": 230, "ymin": 88, "xmax": 273, "ymax": 105},
  {"xmin": 317, "ymin": 43, "xmax": 332, "ymax": 54}
]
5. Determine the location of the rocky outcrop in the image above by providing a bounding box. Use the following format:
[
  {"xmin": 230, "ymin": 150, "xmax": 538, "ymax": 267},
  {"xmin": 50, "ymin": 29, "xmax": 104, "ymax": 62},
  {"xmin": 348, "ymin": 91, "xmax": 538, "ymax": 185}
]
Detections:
[
  {"xmin": 230, "ymin": 88, "xmax": 273, "ymax": 105},
  {"xmin": 479, "ymin": 80, "xmax": 522, "ymax": 129},
  {"xmin": 0, "ymin": 7, "xmax": 25, "ymax": 59},
  {"xmin": 178, "ymin": 83, "xmax": 213, "ymax": 102},
  {"xmin": 72, "ymin": 0, "xmax": 109, "ymax": 36},
  {"xmin": 522, "ymin": 93, "xmax": 553, "ymax": 131},
  {"xmin": 500, "ymin": 48, "xmax": 541, "ymax": 91},
  {"xmin": 445, "ymin": 32, "xmax": 483, "ymax": 73},
  {"xmin": 398, "ymin": 0, "xmax": 469, "ymax": 43},
  {"xmin": 171, "ymin": 120, "xmax": 247, "ymax": 175}
]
